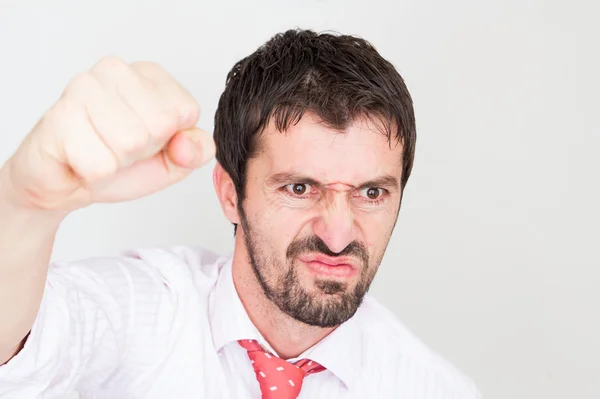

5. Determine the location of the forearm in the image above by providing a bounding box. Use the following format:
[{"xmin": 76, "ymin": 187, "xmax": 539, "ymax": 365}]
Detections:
[{"xmin": 0, "ymin": 162, "xmax": 65, "ymax": 365}]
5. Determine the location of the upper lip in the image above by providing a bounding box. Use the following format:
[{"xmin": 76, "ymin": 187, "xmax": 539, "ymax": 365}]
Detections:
[{"xmin": 298, "ymin": 253, "xmax": 358, "ymax": 268}]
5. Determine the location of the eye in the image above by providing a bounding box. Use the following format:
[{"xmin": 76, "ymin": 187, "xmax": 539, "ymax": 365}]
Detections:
[
  {"xmin": 361, "ymin": 187, "xmax": 384, "ymax": 200},
  {"xmin": 285, "ymin": 183, "xmax": 311, "ymax": 196}
]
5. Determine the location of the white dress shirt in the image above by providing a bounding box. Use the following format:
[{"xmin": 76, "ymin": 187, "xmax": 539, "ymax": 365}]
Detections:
[{"xmin": 0, "ymin": 245, "xmax": 481, "ymax": 398}]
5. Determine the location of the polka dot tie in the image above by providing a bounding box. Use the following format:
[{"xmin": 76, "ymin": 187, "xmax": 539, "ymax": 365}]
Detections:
[{"xmin": 238, "ymin": 339, "xmax": 326, "ymax": 398}]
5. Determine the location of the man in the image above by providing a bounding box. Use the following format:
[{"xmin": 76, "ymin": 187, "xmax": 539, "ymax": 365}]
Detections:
[{"xmin": 0, "ymin": 29, "xmax": 480, "ymax": 398}]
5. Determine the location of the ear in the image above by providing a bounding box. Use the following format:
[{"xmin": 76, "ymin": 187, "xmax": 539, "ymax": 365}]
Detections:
[{"xmin": 213, "ymin": 162, "xmax": 241, "ymax": 225}]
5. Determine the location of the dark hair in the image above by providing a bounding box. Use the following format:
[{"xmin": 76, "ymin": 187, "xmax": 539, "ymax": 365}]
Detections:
[{"xmin": 214, "ymin": 29, "xmax": 416, "ymax": 228}]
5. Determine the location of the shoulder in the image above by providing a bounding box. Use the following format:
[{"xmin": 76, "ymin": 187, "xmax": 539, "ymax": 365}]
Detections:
[
  {"xmin": 49, "ymin": 244, "xmax": 229, "ymax": 284},
  {"xmin": 119, "ymin": 244, "xmax": 229, "ymax": 281},
  {"xmin": 44, "ymin": 244, "xmax": 230, "ymax": 353},
  {"xmin": 45, "ymin": 244, "xmax": 231, "ymax": 313},
  {"xmin": 355, "ymin": 295, "xmax": 482, "ymax": 398}
]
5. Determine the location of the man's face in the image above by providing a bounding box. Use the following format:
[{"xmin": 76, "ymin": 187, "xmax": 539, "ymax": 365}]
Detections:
[{"xmin": 238, "ymin": 114, "xmax": 404, "ymax": 328}]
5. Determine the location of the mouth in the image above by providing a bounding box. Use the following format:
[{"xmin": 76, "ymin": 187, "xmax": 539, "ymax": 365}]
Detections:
[{"xmin": 297, "ymin": 254, "xmax": 359, "ymax": 278}]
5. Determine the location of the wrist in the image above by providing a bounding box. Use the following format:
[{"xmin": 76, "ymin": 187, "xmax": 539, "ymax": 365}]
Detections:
[{"xmin": 0, "ymin": 160, "xmax": 68, "ymax": 225}]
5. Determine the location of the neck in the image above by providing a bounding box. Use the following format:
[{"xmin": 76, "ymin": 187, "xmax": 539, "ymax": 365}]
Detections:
[{"xmin": 231, "ymin": 251, "xmax": 335, "ymax": 359}]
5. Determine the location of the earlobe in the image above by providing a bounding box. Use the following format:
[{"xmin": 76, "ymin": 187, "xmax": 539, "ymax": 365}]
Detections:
[{"xmin": 213, "ymin": 163, "xmax": 241, "ymax": 225}]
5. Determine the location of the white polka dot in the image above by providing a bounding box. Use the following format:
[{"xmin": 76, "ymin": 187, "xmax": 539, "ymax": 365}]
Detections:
[
  {"xmin": 259, "ymin": 371, "xmax": 266, "ymax": 378},
  {"xmin": 289, "ymin": 380, "xmax": 295, "ymax": 387},
  {"xmin": 270, "ymin": 386, "xmax": 278, "ymax": 391},
  {"xmin": 264, "ymin": 353, "xmax": 272, "ymax": 359},
  {"xmin": 276, "ymin": 366, "xmax": 284, "ymax": 371}
]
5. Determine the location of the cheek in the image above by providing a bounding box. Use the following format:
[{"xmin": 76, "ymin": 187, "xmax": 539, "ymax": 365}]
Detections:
[
  {"xmin": 263, "ymin": 197, "xmax": 316, "ymax": 232},
  {"xmin": 358, "ymin": 215, "xmax": 396, "ymax": 251},
  {"xmin": 248, "ymin": 204, "xmax": 306, "ymax": 253}
]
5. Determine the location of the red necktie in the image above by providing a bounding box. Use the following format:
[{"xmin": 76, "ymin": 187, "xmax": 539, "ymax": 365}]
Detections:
[{"xmin": 238, "ymin": 339, "xmax": 326, "ymax": 398}]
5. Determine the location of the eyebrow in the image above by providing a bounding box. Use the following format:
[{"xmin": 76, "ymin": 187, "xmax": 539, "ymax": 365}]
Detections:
[{"xmin": 266, "ymin": 172, "xmax": 400, "ymax": 190}]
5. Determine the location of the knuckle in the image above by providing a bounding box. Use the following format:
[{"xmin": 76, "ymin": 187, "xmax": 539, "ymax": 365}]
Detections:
[
  {"xmin": 180, "ymin": 96, "xmax": 201, "ymax": 126},
  {"xmin": 46, "ymin": 96, "xmax": 69, "ymax": 119},
  {"xmin": 131, "ymin": 61, "xmax": 165, "ymax": 77},
  {"xmin": 115, "ymin": 129, "xmax": 150, "ymax": 155},
  {"xmin": 64, "ymin": 141, "xmax": 119, "ymax": 183},
  {"xmin": 64, "ymin": 72, "xmax": 97, "ymax": 98},
  {"xmin": 84, "ymin": 159, "xmax": 119, "ymax": 182},
  {"xmin": 93, "ymin": 55, "xmax": 128, "ymax": 73},
  {"xmin": 44, "ymin": 97, "xmax": 80, "ymax": 133},
  {"xmin": 48, "ymin": 97, "xmax": 121, "ymax": 182},
  {"xmin": 147, "ymin": 110, "xmax": 179, "ymax": 139}
]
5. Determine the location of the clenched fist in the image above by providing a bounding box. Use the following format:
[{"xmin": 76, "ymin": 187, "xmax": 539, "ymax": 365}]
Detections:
[{"xmin": 2, "ymin": 56, "xmax": 215, "ymax": 213}]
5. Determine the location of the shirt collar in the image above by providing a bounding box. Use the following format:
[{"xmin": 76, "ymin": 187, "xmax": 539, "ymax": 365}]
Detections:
[
  {"xmin": 209, "ymin": 257, "xmax": 362, "ymax": 390},
  {"xmin": 287, "ymin": 310, "xmax": 362, "ymax": 390},
  {"xmin": 209, "ymin": 257, "xmax": 264, "ymax": 352}
]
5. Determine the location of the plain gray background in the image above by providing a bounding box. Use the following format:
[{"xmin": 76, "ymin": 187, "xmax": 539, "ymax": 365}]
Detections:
[{"xmin": 0, "ymin": 0, "xmax": 598, "ymax": 398}]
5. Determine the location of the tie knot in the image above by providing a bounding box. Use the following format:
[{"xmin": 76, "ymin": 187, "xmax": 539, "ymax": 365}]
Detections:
[
  {"xmin": 238, "ymin": 339, "xmax": 326, "ymax": 398},
  {"xmin": 238, "ymin": 338, "xmax": 264, "ymax": 352}
]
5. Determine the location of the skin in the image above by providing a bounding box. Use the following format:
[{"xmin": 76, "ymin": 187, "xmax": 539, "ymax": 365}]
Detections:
[
  {"xmin": 0, "ymin": 55, "xmax": 404, "ymax": 368},
  {"xmin": 213, "ymin": 113, "xmax": 404, "ymax": 359},
  {"xmin": 0, "ymin": 57, "xmax": 212, "ymax": 365}
]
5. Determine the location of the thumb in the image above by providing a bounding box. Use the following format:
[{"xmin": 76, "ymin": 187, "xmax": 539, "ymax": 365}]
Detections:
[{"xmin": 166, "ymin": 128, "xmax": 215, "ymax": 169}]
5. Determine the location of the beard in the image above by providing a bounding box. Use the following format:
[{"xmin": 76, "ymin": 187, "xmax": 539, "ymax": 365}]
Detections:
[{"xmin": 239, "ymin": 210, "xmax": 381, "ymax": 328}]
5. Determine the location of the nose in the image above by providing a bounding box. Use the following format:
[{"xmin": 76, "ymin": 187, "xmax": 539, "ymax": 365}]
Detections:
[{"xmin": 312, "ymin": 193, "xmax": 356, "ymax": 254}]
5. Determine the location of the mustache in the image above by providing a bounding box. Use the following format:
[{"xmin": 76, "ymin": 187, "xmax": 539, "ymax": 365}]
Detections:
[{"xmin": 286, "ymin": 235, "xmax": 369, "ymax": 265}]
